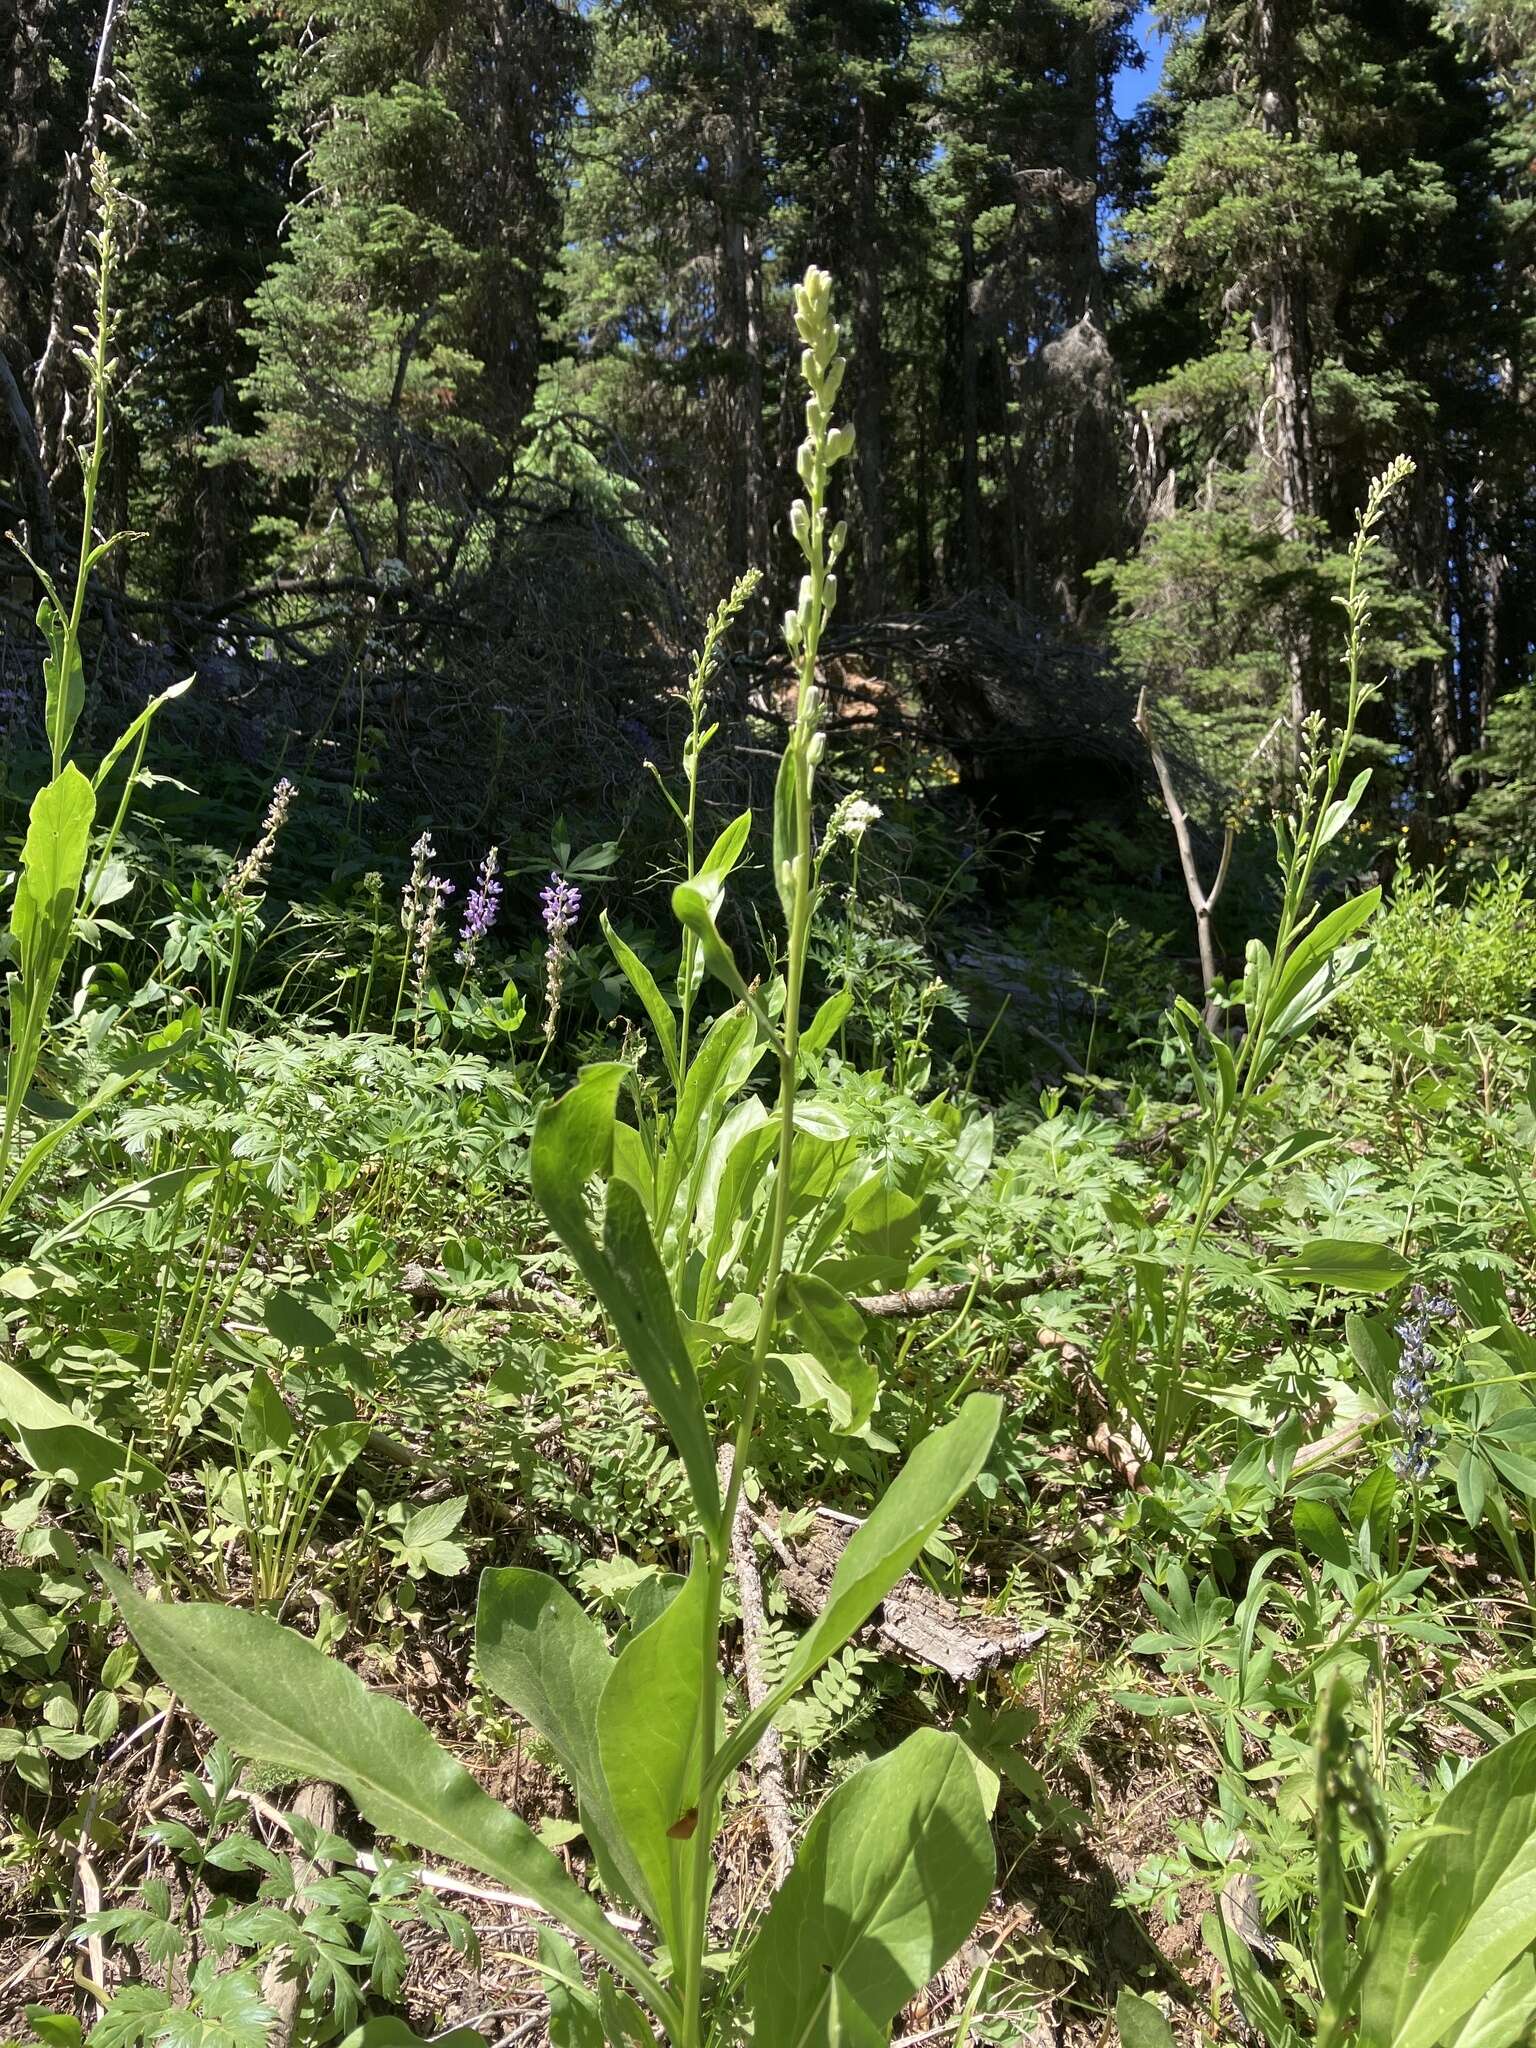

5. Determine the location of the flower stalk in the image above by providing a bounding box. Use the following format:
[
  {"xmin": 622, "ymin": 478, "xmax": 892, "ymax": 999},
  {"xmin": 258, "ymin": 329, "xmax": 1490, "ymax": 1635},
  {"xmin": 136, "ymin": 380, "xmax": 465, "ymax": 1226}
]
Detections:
[{"xmin": 680, "ymin": 266, "xmax": 854, "ymax": 2048}]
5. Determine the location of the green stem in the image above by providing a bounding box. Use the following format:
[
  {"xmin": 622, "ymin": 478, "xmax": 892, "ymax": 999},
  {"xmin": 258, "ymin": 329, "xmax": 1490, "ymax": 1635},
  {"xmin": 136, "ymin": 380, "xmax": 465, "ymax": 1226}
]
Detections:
[
  {"xmin": 217, "ymin": 912, "xmax": 245, "ymax": 1032},
  {"xmin": 1157, "ymin": 488, "xmax": 1383, "ymax": 1445},
  {"xmin": 679, "ymin": 306, "xmax": 836, "ymax": 2047}
]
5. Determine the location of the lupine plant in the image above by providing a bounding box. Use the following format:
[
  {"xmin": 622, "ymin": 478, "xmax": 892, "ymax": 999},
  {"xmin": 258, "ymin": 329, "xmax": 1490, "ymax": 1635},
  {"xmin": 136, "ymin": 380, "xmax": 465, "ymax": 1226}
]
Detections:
[
  {"xmin": 101, "ymin": 269, "xmax": 1002, "ymax": 2048},
  {"xmin": 1116, "ymin": 1678, "xmax": 1536, "ymax": 2048}
]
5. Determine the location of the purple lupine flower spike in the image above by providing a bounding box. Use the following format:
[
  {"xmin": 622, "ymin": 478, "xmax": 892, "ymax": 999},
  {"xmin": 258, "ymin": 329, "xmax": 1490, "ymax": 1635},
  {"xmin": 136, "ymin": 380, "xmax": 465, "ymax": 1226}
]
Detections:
[
  {"xmin": 541, "ymin": 871, "xmax": 581, "ymax": 1040},
  {"xmin": 1392, "ymin": 1282, "xmax": 1457, "ymax": 1482},
  {"xmin": 541, "ymin": 872, "xmax": 581, "ymax": 938},
  {"xmin": 456, "ymin": 845, "xmax": 502, "ymax": 969}
]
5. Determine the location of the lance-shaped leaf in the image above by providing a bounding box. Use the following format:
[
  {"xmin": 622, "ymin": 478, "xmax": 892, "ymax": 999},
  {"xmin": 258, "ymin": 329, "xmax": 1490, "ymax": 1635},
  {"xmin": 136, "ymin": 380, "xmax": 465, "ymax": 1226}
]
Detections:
[
  {"xmin": 530, "ymin": 1065, "xmax": 720, "ymax": 1529},
  {"xmin": 780, "ymin": 1272, "xmax": 877, "ymax": 1433},
  {"xmin": 597, "ymin": 1557, "xmax": 714, "ymax": 1964},
  {"xmin": 1270, "ymin": 1239, "xmax": 1409, "ymax": 1295},
  {"xmin": 13, "ymin": 764, "xmax": 96, "ymax": 1006},
  {"xmin": 475, "ymin": 1568, "xmax": 653, "ymax": 1917},
  {"xmin": 1360, "ymin": 1726, "xmax": 1536, "ymax": 2048},
  {"xmin": 601, "ymin": 916, "xmax": 678, "ymax": 1089},
  {"xmin": 672, "ymin": 875, "xmax": 753, "ymax": 1009},
  {"xmin": 744, "ymin": 1729, "xmax": 994, "ymax": 2046},
  {"xmin": 38, "ymin": 596, "xmax": 85, "ymax": 773},
  {"xmin": 539, "ymin": 1929, "xmax": 603, "ymax": 2048},
  {"xmin": 710, "ymin": 1393, "xmax": 1000, "ymax": 1791},
  {"xmin": 97, "ymin": 1565, "xmax": 678, "ymax": 2035},
  {"xmin": 1115, "ymin": 1993, "xmax": 1178, "ymax": 2048},
  {"xmin": 1441, "ymin": 1959, "xmax": 1536, "ymax": 2048}
]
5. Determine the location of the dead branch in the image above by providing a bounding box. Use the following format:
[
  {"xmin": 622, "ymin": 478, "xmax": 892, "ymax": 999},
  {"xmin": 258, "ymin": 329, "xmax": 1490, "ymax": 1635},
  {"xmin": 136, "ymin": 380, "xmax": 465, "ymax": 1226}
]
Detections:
[
  {"xmin": 1134, "ymin": 685, "xmax": 1233, "ymax": 1031},
  {"xmin": 260, "ymin": 1781, "xmax": 337, "ymax": 2047},
  {"xmin": 772, "ymin": 1514, "xmax": 1045, "ymax": 1684},
  {"xmin": 720, "ymin": 1449, "xmax": 793, "ymax": 1885}
]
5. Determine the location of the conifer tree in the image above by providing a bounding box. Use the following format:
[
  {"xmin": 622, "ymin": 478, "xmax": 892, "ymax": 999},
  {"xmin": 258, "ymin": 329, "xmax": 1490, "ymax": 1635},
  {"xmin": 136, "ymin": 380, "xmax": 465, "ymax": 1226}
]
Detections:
[
  {"xmin": 217, "ymin": 0, "xmax": 586, "ymax": 577},
  {"xmin": 110, "ymin": 0, "xmax": 288, "ymax": 596},
  {"xmin": 1097, "ymin": 0, "xmax": 1504, "ymax": 807}
]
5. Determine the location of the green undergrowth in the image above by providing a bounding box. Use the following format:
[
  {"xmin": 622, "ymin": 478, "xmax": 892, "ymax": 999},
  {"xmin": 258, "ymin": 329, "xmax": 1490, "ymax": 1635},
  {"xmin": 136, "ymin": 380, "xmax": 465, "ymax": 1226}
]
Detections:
[{"xmin": 4, "ymin": 239, "xmax": 1536, "ymax": 2048}]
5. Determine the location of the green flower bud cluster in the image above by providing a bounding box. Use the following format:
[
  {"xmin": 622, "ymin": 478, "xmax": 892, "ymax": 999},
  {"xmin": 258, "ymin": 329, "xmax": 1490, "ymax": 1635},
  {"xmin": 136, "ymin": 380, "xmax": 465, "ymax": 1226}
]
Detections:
[{"xmin": 783, "ymin": 266, "xmax": 855, "ymax": 719}]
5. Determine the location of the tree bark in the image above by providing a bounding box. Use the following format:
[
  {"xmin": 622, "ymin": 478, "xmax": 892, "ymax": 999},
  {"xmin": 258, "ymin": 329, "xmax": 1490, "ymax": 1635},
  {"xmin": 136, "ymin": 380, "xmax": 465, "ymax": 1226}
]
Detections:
[
  {"xmin": 0, "ymin": 345, "xmax": 56, "ymax": 565},
  {"xmin": 958, "ymin": 215, "xmax": 981, "ymax": 588},
  {"xmin": 714, "ymin": 4, "xmax": 764, "ymax": 579},
  {"xmin": 1252, "ymin": 0, "xmax": 1319, "ymax": 737},
  {"xmin": 851, "ymin": 90, "xmax": 886, "ymax": 613},
  {"xmin": 34, "ymin": 0, "xmax": 131, "ymax": 480}
]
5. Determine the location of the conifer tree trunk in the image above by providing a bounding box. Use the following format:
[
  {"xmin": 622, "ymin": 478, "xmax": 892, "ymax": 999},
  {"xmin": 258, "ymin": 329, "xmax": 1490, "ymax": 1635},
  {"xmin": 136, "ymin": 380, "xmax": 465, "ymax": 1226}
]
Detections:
[
  {"xmin": 850, "ymin": 91, "xmax": 887, "ymax": 614},
  {"xmin": 1252, "ymin": 0, "xmax": 1319, "ymax": 735},
  {"xmin": 959, "ymin": 214, "xmax": 981, "ymax": 588},
  {"xmin": 35, "ymin": 0, "xmax": 131, "ymax": 479},
  {"xmin": 1063, "ymin": 14, "xmax": 1105, "ymax": 328},
  {"xmin": 716, "ymin": 5, "xmax": 764, "ymax": 578}
]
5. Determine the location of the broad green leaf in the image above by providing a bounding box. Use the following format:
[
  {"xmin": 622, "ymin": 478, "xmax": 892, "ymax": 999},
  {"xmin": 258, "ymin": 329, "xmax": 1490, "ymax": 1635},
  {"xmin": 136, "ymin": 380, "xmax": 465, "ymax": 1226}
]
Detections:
[
  {"xmin": 1317, "ymin": 767, "xmax": 1373, "ymax": 849},
  {"xmin": 596, "ymin": 1975, "xmax": 663, "ymax": 2047},
  {"xmin": 699, "ymin": 809, "xmax": 752, "ymax": 879},
  {"xmin": 1361, "ymin": 1726, "xmax": 1536, "ymax": 2048},
  {"xmin": 1442, "ymin": 1958, "xmax": 1536, "ymax": 2048},
  {"xmin": 659, "ymin": 1005, "xmax": 762, "ymax": 1229},
  {"xmin": 475, "ymin": 1568, "xmax": 652, "ymax": 1917},
  {"xmin": 97, "ymin": 1565, "xmax": 677, "ymax": 2034},
  {"xmin": 0, "ymin": 1358, "xmax": 163, "ymax": 1495},
  {"xmin": 1267, "ymin": 938, "xmax": 1374, "ymax": 1044},
  {"xmin": 240, "ymin": 1370, "xmax": 293, "ymax": 1455},
  {"xmin": 713, "ymin": 1394, "xmax": 1001, "ymax": 1787},
  {"xmin": 694, "ymin": 1096, "xmax": 770, "ymax": 1280},
  {"xmin": 800, "ymin": 989, "xmax": 852, "ymax": 1060},
  {"xmin": 12, "ymin": 764, "xmax": 96, "ymax": 999},
  {"xmin": 782, "ymin": 1272, "xmax": 877, "ymax": 1433},
  {"xmin": 597, "ymin": 1556, "xmax": 713, "ymax": 1963},
  {"xmin": 774, "ymin": 1350, "xmax": 878, "ymax": 1436},
  {"xmin": 1346, "ymin": 1311, "xmax": 1400, "ymax": 1408},
  {"xmin": 530, "ymin": 1066, "xmax": 720, "ymax": 1529},
  {"xmin": 1268, "ymin": 889, "xmax": 1381, "ymax": 1021},
  {"xmin": 953, "ymin": 1111, "xmax": 995, "ymax": 1190},
  {"xmin": 1115, "ymin": 1991, "xmax": 1178, "ymax": 2048},
  {"xmin": 1272, "ymin": 1240, "xmax": 1410, "ymax": 1294},
  {"xmin": 1292, "ymin": 1498, "xmax": 1351, "ymax": 1570},
  {"xmin": 744, "ymin": 1729, "xmax": 993, "ymax": 2047},
  {"xmin": 263, "ymin": 1287, "xmax": 338, "ymax": 1354},
  {"xmin": 24, "ymin": 2009, "xmax": 84, "ymax": 2048},
  {"xmin": 601, "ymin": 916, "xmax": 679, "ymax": 1088}
]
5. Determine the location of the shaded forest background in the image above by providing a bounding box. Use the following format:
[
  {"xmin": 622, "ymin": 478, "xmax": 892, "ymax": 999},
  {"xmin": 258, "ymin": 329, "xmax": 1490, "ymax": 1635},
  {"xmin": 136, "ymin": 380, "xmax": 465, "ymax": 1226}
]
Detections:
[{"xmin": 5, "ymin": 0, "xmax": 1536, "ymax": 923}]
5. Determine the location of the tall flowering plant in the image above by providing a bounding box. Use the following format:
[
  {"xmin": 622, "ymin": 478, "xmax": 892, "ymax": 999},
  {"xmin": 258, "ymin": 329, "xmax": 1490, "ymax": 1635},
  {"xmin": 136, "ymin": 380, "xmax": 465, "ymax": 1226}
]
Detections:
[
  {"xmin": 540, "ymin": 871, "xmax": 581, "ymax": 1042},
  {"xmin": 103, "ymin": 272, "xmax": 1002, "ymax": 2047}
]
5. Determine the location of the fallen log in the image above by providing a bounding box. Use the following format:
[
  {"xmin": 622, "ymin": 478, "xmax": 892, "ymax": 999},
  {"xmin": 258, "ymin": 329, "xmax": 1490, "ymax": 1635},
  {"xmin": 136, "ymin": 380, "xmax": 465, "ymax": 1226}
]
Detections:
[{"xmin": 772, "ymin": 1515, "xmax": 1045, "ymax": 1684}]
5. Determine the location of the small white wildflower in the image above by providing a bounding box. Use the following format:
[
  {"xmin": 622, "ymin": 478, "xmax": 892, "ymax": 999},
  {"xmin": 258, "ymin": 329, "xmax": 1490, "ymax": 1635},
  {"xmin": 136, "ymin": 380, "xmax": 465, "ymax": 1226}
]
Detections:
[{"xmin": 825, "ymin": 792, "xmax": 882, "ymax": 847}]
